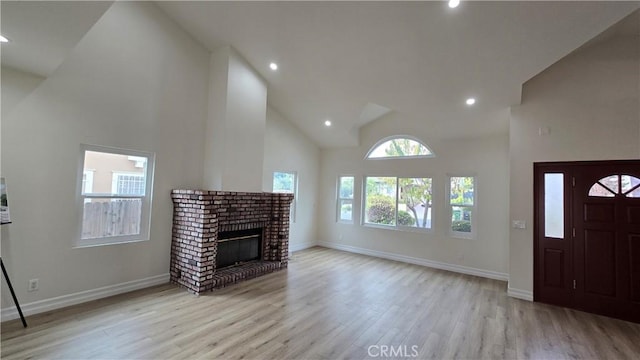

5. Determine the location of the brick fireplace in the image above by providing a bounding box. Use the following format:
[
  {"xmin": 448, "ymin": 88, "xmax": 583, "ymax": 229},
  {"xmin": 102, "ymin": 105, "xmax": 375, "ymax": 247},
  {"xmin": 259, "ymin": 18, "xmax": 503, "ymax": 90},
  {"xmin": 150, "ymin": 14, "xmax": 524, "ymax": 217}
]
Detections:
[{"xmin": 170, "ymin": 190, "xmax": 294, "ymax": 294}]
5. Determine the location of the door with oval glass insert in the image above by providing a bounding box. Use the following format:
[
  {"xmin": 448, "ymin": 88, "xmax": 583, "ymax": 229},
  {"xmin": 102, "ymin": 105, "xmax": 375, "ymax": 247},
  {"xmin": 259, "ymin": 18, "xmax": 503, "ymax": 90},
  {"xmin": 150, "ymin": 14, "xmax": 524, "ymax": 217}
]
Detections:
[{"xmin": 535, "ymin": 161, "xmax": 640, "ymax": 323}]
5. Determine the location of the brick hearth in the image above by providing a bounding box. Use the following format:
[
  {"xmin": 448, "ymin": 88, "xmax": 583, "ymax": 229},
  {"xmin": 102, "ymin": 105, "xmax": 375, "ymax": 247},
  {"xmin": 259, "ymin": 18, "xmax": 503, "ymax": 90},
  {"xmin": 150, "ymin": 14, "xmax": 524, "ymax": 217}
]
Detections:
[{"xmin": 170, "ymin": 190, "xmax": 294, "ymax": 294}]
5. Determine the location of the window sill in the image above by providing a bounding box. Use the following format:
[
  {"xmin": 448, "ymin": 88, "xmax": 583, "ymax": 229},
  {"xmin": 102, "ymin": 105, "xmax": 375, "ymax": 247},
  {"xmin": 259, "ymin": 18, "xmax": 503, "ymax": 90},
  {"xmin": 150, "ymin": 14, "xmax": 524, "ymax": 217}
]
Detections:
[
  {"xmin": 74, "ymin": 237, "xmax": 149, "ymax": 248},
  {"xmin": 362, "ymin": 223, "xmax": 395, "ymax": 231},
  {"xmin": 362, "ymin": 223, "xmax": 433, "ymax": 234},
  {"xmin": 449, "ymin": 232, "xmax": 474, "ymax": 240},
  {"xmin": 398, "ymin": 225, "xmax": 434, "ymax": 234}
]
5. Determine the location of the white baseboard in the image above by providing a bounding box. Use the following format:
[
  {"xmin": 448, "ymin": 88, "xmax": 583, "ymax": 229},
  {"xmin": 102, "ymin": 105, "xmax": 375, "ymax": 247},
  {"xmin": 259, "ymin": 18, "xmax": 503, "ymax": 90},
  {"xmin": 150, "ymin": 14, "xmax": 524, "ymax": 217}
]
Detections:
[
  {"xmin": 317, "ymin": 242, "xmax": 509, "ymax": 282},
  {"xmin": 289, "ymin": 241, "xmax": 317, "ymax": 253},
  {"xmin": 507, "ymin": 285, "xmax": 534, "ymax": 301},
  {"xmin": 1, "ymin": 273, "xmax": 170, "ymax": 322}
]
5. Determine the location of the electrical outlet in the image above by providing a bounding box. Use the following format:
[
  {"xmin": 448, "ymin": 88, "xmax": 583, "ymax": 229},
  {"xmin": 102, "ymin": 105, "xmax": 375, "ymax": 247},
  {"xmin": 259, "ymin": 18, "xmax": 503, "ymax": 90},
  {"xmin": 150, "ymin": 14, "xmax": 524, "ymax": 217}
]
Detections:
[{"xmin": 28, "ymin": 279, "xmax": 39, "ymax": 292}]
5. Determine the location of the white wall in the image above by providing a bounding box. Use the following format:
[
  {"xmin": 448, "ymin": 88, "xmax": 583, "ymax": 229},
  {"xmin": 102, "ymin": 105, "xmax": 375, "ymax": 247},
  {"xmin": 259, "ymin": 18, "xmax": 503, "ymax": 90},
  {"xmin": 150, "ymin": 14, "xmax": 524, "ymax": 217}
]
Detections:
[
  {"xmin": 263, "ymin": 107, "xmax": 320, "ymax": 251},
  {"xmin": 317, "ymin": 113, "xmax": 510, "ymax": 278},
  {"xmin": 509, "ymin": 34, "xmax": 640, "ymax": 297},
  {"xmin": 203, "ymin": 47, "xmax": 229, "ymax": 190},
  {"xmin": 0, "ymin": 68, "xmax": 44, "ymax": 226},
  {"xmin": 1, "ymin": 66, "xmax": 45, "ymax": 119},
  {"xmin": 1, "ymin": 2, "xmax": 209, "ymax": 313},
  {"xmin": 203, "ymin": 46, "xmax": 267, "ymax": 192}
]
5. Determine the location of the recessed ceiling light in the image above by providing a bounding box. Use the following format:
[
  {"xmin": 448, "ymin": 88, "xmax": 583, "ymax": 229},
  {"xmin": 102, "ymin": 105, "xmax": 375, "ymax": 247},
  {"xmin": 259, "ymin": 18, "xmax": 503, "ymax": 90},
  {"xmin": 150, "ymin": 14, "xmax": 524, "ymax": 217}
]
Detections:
[
  {"xmin": 466, "ymin": 98, "xmax": 476, "ymax": 106},
  {"xmin": 0, "ymin": 35, "xmax": 9, "ymax": 43},
  {"xmin": 324, "ymin": 120, "xmax": 332, "ymax": 127},
  {"xmin": 269, "ymin": 62, "xmax": 278, "ymax": 71},
  {"xmin": 448, "ymin": 0, "xmax": 460, "ymax": 9}
]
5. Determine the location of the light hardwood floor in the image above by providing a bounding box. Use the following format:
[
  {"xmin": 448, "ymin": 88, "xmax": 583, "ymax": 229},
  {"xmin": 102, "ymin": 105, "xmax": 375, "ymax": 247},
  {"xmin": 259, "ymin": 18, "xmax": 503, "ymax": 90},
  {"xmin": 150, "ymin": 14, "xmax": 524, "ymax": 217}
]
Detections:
[{"xmin": 2, "ymin": 247, "xmax": 640, "ymax": 359}]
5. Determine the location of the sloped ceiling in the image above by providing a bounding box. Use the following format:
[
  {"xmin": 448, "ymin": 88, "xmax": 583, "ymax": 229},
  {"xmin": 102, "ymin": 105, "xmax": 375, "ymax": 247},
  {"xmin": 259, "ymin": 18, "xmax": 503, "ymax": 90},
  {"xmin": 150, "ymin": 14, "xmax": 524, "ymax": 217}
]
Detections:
[
  {"xmin": 156, "ymin": 1, "xmax": 638, "ymax": 147},
  {"xmin": 2, "ymin": 1, "xmax": 638, "ymax": 147},
  {"xmin": 1, "ymin": 1, "xmax": 113, "ymax": 77}
]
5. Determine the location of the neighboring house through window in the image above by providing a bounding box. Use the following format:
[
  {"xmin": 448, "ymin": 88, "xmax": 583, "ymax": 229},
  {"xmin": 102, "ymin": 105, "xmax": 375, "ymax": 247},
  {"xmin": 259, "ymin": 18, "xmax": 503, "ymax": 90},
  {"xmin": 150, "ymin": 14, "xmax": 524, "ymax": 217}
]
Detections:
[
  {"xmin": 82, "ymin": 170, "xmax": 94, "ymax": 194},
  {"xmin": 112, "ymin": 173, "xmax": 145, "ymax": 196},
  {"xmin": 77, "ymin": 144, "xmax": 155, "ymax": 246}
]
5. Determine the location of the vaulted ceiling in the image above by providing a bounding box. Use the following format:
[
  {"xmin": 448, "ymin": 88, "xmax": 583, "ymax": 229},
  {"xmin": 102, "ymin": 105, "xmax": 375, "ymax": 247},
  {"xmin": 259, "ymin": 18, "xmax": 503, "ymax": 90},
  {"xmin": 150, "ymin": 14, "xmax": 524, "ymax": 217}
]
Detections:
[{"xmin": 2, "ymin": 1, "xmax": 638, "ymax": 147}]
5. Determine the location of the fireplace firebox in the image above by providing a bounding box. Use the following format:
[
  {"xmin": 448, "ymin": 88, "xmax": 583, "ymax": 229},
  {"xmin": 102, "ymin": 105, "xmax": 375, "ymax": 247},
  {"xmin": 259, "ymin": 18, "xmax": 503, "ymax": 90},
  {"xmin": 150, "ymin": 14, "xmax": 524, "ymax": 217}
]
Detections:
[{"xmin": 216, "ymin": 228, "xmax": 262, "ymax": 269}]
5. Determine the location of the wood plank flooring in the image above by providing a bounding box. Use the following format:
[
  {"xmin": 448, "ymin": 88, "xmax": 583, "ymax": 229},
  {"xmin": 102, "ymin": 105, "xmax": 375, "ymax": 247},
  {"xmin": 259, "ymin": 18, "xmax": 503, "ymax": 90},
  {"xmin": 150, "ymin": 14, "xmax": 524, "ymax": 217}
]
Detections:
[{"xmin": 2, "ymin": 247, "xmax": 640, "ymax": 359}]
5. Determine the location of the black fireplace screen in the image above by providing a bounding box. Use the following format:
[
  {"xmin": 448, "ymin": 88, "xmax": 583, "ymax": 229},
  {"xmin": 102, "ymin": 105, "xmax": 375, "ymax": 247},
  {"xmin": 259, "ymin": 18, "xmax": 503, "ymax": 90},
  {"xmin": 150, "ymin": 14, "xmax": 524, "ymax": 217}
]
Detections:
[{"xmin": 216, "ymin": 228, "xmax": 262, "ymax": 269}]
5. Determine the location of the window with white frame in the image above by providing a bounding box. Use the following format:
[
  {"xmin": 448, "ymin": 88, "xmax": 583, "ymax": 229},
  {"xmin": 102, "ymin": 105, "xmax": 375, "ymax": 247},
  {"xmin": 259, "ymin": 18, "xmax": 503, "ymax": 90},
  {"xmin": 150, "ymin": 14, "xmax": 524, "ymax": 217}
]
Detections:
[
  {"xmin": 448, "ymin": 176, "xmax": 475, "ymax": 238},
  {"xmin": 366, "ymin": 136, "xmax": 434, "ymax": 159},
  {"xmin": 363, "ymin": 176, "xmax": 433, "ymax": 230},
  {"xmin": 272, "ymin": 171, "xmax": 297, "ymax": 222},
  {"xmin": 337, "ymin": 176, "xmax": 354, "ymax": 223},
  {"xmin": 77, "ymin": 145, "xmax": 155, "ymax": 246}
]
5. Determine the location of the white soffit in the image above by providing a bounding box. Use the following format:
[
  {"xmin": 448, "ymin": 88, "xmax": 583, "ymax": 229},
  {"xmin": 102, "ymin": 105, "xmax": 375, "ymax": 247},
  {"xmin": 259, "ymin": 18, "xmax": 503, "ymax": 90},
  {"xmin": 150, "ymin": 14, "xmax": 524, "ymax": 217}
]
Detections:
[{"xmin": 358, "ymin": 102, "xmax": 393, "ymax": 127}]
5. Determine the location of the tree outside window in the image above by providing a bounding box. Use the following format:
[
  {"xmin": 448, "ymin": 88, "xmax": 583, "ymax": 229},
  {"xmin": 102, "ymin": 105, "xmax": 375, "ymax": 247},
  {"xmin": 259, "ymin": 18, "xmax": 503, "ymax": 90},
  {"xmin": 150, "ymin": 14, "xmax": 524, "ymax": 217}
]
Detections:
[
  {"xmin": 273, "ymin": 171, "xmax": 297, "ymax": 222},
  {"xmin": 398, "ymin": 178, "xmax": 432, "ymax": 228},
  {"xmin": 338, "ymin": 176, "xmax": 354, "ymax": 222},
  {"xmin": 364, "ymin": 176, "xmax": 432, "ymax": 230},
  {"xmin": 449, "ymin": 176, "xmax": 475, "ymax": 236},
  {"xmin": 366, "ymin": 136, "xmax": 434, "ymax": 159},
  {"xmin": 365, "ymin": 177, "xmax": 396, "ymax": 226},
  {"xmin": 363, "ymin": 136, "xmax": 435, "ymax": 232},
  {"xmin": 273, "ymin": 172, "xmax": 295, "ymax": 193}
]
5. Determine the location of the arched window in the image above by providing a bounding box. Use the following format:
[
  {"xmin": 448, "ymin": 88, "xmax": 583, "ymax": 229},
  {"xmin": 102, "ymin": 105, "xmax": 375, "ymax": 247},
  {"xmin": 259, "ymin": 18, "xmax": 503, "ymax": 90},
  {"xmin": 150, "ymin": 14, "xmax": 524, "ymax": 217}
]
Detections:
[
  {"xmin": 365, "ymin": 136, "xmax": 434, "ymax": 159},
  {"xmin": 588, "ymin": 174, "xmax": 640, "ymax": 198}
]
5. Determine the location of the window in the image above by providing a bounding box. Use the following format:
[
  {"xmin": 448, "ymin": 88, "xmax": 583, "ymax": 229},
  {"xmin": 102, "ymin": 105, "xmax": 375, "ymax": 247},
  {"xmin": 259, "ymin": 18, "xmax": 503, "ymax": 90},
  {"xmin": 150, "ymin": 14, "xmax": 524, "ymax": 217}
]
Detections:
[
  {"xmin": 448, "ymin": 176, "xmax": 475, "ymax": 238},
  {"xmin": 337, "ymin": 176, "xmax": 354, "ymax": 223},
  {"xmin": 544, "ymin": 173, "xmax": 564, "ymax": 238},
  {"xmin": 399, "ymin": 177, "xmax": 433, "ymax": 229},
  {"xmin": 81, "ymin": 170, "xmax": 94, "ymax": 194},
  {"xmin": 588, "ymin": 174, "xmax": 640, "ymax": 198},
  {"xmin": 77, "ymin": 145, "xmax": 155, "ymax": 246},
  {"xmin": 273, "ymin": 171, "xmax": 297, "ymax": 222},
  {"xmin": 363, "ymin": 176, "xmax": 433, "ymax": 230},
  {"xmin": 112, "ymin": 173, "xmax": 145, "ymax": 196},
  {"xmin": 366, "ymin": 136, "xmax": 434, "ymax": 159}
]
